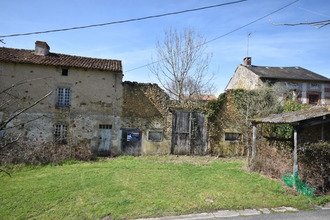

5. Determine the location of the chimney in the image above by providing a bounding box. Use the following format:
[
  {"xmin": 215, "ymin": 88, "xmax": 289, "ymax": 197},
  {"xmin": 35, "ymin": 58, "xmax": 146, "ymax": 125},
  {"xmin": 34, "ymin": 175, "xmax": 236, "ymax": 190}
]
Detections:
[
  {"xmin": 243, "ymin": 57, "xmax": 251, "ymax": 66},
  {"xmin": 35, "ymin": 41, "xmax": 50, "ymax": 56}
]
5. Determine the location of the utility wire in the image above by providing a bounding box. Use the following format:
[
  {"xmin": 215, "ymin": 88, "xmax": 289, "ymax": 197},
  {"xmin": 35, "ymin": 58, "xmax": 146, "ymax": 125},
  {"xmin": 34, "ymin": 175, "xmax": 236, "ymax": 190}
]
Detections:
[
  {"xmin": 125, "ymin": 0, "xmax": 299, "ymax": 73},
  {"xmin": 0, "ymin": 0, "xmax": 246, "ymax": 38}
]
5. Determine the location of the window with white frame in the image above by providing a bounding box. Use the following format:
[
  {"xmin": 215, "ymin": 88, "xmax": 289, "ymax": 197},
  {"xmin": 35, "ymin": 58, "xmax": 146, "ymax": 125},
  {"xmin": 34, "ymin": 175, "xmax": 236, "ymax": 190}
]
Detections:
[
  {"xmin": 56, "ymin": 88, "xmax": 71, "ymax": 107},
  {"xmin": 55, "ymin": 124, "xmax": 68, "ymax": 144},
  {"xmin": 148, "ymin": 131, "xmax": 163, "ymax": 142}
]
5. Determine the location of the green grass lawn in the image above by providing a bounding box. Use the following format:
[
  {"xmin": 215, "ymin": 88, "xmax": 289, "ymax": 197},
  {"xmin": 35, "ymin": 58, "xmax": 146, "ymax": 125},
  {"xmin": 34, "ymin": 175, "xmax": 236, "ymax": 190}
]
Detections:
[{"xmin": 0, "ymin": 156, "xmax": 322, "ymax": 219}]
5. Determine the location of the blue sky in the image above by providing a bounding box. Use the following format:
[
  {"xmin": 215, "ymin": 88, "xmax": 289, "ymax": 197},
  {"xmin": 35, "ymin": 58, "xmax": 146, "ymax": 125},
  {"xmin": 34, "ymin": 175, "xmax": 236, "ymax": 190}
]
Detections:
[{"xmin": 1, "ymin": 0, "xmax": 330, "ymax": 96}]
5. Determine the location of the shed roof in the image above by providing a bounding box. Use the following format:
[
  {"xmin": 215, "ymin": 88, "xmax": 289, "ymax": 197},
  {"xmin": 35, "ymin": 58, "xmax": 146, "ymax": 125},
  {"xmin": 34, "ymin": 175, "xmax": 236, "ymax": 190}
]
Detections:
[
  {"xmin": 243, "ymin": 65, "xmax": 330, "ymax": 82},
  {"xmin": 251, "ymin": 106, "xmax": 330, "ymax": 124},
  {"xmin": 0, "ymin": 47, "xmax": 122, "ymax": 72}
]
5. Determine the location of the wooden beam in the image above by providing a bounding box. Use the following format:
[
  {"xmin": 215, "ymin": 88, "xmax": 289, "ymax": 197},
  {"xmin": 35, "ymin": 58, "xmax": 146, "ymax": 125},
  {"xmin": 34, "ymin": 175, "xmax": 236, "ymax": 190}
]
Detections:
[
  {"xmin": 252, "ymin": 122, "xmax": 257, "ymax": 161},
  {"xmin": 321, "ymin": 123, "xmax": 324, "ymax": 142},
  {"xmin": 298, "ymin": 116, "xmax": 330, "ymax": 129},
  {"xmin": 293, "ymin": 126, "xmax": 299, "ymax": 189}
]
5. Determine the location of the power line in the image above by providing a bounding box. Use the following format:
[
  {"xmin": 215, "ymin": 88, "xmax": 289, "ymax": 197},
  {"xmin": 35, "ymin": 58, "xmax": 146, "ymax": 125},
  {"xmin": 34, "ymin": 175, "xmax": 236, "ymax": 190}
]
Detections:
[
  {"xmin": 0, "ymin": 0, "xmax": 246, "ymax": 38},
  {"xmin": 125, "ymin": 0, "xmax": 299, "ymax": 73}
]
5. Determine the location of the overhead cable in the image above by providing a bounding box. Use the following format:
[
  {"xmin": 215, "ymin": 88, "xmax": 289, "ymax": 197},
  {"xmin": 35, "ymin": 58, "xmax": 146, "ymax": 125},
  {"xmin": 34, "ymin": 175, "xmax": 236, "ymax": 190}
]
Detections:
[
  {"xmin": 0, "ymin": 0, "xmax": 246, "ymax": 38},
  {"xmin": 125, "ymin": 0, "xmax": 299, "ymax": 73}
]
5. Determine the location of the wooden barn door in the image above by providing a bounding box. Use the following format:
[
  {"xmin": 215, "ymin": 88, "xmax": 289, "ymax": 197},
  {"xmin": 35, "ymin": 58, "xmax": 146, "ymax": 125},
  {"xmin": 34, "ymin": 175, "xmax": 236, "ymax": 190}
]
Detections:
[
  {"xmin": 172, "ymin": 111, "xmax": 191, "ymax": 154},
  {"xmin": 171, "ymin": 111, "xmax": 208, "ymax": 155}
]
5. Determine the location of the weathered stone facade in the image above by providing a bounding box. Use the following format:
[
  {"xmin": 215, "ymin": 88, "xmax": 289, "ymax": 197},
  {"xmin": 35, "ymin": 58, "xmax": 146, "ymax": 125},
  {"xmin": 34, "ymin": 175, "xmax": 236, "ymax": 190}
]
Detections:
[
  {"xmin": 0, "ymin": 42, "xmax": 214, "ymax": 158},
  {"xmin": 209, "ymin": 92, "xmax": 245, "ymax": 156},
  {"xmin": 121, "ymin": 82, "xmax": 172, "ymax": 155},
  {"xmin": 0, "ymin": 42, "xmax": 123, "ymax": 156},
  {"xmin": 226, "ymin": 59, "xmax": 330, "ymax": 105}
]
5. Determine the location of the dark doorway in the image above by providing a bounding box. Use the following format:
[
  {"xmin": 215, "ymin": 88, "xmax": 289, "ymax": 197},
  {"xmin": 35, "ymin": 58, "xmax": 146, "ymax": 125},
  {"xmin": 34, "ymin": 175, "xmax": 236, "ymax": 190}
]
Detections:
[{"xmin": 121, "ymin": 128, "xmax": 142, "ymax": 156}]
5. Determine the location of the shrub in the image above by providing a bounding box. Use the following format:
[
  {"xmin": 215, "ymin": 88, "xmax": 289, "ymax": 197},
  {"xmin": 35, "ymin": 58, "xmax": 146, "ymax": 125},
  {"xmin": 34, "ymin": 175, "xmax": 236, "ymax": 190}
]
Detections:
[
  {"xmin": 251, "ymin": 139, "xmax": 330, "ymax": 195},
  {"xmin": 250, "ymin": 138, "xmax": 292, "ymax": 179},
  {"xmin": 298, "ymin": 142, "xmax": 330, "ymax": 194},
  {"xmin": 0, "ymin": 141, "xmax": 95, "ymax": 165}
]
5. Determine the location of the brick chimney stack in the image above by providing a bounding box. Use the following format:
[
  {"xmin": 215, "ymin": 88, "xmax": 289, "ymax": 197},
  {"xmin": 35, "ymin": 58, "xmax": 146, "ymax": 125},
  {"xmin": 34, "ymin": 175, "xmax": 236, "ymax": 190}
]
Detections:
[
  {"xmin": 243, "ymin": 57, "xmax": 251, "ymax": 66},
  {"xmin": 35, "ymin": 41, "xmax": 50, "ymax": 56}
]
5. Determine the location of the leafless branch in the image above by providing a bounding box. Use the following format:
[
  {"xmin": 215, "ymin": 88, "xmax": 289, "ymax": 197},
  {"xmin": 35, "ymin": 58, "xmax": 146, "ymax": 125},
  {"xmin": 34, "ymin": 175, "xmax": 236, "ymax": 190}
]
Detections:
[
  {"xmin": 3, "ymin": 115, "xmax": 45, "ymax": 130},
  {"xmin": 0, "ymin": 91, "xmax": 52, "ymax": 130},
  {"xmin": 0, "ymin": 77, "xmax": 52, "ymax": 95},
  {"xmin": 0, "ymin": 169, "xmax": 11, "ymax": 177},
  {"xmin": 269, "ymin": 18, "xmax": 330, "ymax": 29},
  {"xmin": 0, "ymin": 133, "xmax": 21, "ymax": 150},
  {"xmin": 149, "ymin": 27, "xmax": 215, "ymax": 102}
]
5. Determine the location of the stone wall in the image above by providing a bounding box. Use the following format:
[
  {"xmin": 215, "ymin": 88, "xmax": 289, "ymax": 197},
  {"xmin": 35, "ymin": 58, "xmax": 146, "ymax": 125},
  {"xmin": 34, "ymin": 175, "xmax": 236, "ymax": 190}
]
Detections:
[
  {"xmin": 209, "ymin": 91, "xmax": 246, "ymax": 156},
  {"xmin": 121, "ymin": 82, "xmax": 172, "ymax": 155}
]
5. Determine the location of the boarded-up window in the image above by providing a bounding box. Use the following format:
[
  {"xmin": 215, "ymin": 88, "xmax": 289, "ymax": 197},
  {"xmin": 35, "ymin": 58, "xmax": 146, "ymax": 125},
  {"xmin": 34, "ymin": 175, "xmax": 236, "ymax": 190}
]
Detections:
[
  {"xmin": 55, "ymin": 124, "xmax": 68, "ymax": 144},
  {"xmin": 57, "ymin": 88, "xmax": 71, "ymax": 107},
  {"xmin": 225, "ymin": 133, "xmax": 240, "ymax": 141},
  {"xmin": 148, "ymin": 131, "xmax": 162, "ymax": 142}
]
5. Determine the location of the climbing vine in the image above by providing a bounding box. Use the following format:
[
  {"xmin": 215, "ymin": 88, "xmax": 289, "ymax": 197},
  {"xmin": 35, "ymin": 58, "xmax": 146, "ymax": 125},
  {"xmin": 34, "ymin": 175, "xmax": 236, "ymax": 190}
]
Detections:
[
  {"xmin": 273, "ymin": 101, "xmax": 311, "ymax": 139},
  {"xmin": 201, "ymin": 92, "xmax": 226, "ymax": 121}
]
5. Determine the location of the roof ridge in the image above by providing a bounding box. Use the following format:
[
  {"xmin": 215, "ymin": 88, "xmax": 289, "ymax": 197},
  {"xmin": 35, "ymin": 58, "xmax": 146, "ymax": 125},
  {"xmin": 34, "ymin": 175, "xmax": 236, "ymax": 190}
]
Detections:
[
  {"xmin": 0, "ymin": 46, "xmax": 122, "ymax": 72},
  {"xmin": 0, "ymin": 46, "xmax": 121, "ymax": 62},
  {"xmin": 241, "ymin": 64, "xmax": 330, "ymax": 82}
]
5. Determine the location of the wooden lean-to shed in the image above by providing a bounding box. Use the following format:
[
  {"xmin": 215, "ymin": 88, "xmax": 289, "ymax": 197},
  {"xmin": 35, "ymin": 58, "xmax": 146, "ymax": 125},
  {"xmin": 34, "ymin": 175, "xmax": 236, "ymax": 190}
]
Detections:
[{"xmin": 251, "ymin": 106, "xmax": 330, "ymax": 178}]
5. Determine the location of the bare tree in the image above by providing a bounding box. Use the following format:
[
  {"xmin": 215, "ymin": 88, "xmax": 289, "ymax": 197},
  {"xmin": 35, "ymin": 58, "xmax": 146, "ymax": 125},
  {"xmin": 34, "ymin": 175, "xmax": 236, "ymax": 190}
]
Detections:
[
  {"xmin": 269, "ymin": 18, "xmax": 330, "ymax": 29},
  {"xmin": 149, "ymin": 27, "xmax": 215, "ymax": 102},
  {"xmin": 0, "ymin": 78, "xmax": 52, "ymax": 131},
  {"xmin": 0, "ymin": 78, "xmax": 52, "ymax": 162}
]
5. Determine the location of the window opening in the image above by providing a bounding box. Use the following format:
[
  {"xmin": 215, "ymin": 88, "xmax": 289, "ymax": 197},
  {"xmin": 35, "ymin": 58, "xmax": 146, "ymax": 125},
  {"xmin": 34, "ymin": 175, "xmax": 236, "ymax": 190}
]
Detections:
[
  {"xmin": 148, "ymin": 131, "xmax": 163, "ymax": 142},
  {"xmin": 55, "ymin": 124, "xmax": 68, "ymax": 144},
  {"xmin": 309, "ymin": 94, "xmax": 319, "ymax": 105},
  {"xmin": 62, "ymin": 69, "xmax": 68, "ymax": 76},
  {"xmin": 57, "ymin": 88, "xmax": 71, "ymax": 107},
  {"xmin": 99, "ymin": 124, "xmax": 112, "ymax": 129},
  {"xmin": 225, "ymin": 133, "xmax": 240, "ymax": 141}
]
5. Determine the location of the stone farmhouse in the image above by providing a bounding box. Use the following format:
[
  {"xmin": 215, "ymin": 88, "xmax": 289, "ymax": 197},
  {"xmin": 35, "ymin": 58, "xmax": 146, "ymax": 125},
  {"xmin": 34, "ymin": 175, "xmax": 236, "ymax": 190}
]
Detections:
[
  {"xmin": 0, "ymin": 41, "xmax": 123, "ymax": 156},
  {"xmin": 0, "ymin": 41, "xmax": 208, "ymax": 157},
  {"xmin": 213, "ymin": 57, "xmax": 330, "ymax": 156},
  {"xmin": 226, "ymin": 57, "xmax": 330, "ymax": 105}
]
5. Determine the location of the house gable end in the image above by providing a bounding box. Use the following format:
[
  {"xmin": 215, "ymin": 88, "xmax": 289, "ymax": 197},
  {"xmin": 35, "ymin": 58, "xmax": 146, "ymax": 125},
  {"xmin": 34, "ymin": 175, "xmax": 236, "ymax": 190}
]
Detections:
[{"xmin": 225, "ymin": 65, "xmax": 261, "ymax": 90}]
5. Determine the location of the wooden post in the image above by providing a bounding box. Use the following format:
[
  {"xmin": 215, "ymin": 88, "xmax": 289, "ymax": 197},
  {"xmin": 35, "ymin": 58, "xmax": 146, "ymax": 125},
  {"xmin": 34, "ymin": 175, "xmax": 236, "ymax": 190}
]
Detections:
[
  {"xmin": 293, "ymin": 125, "xmax": 299, "ymax": 189},
  {"xmin": 252, "ymin": 122, "xmax": 257, "ymax": 162},
  {"xmin": 321, "ymin": 117, "xmax": 325, "ymax": 141}
]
